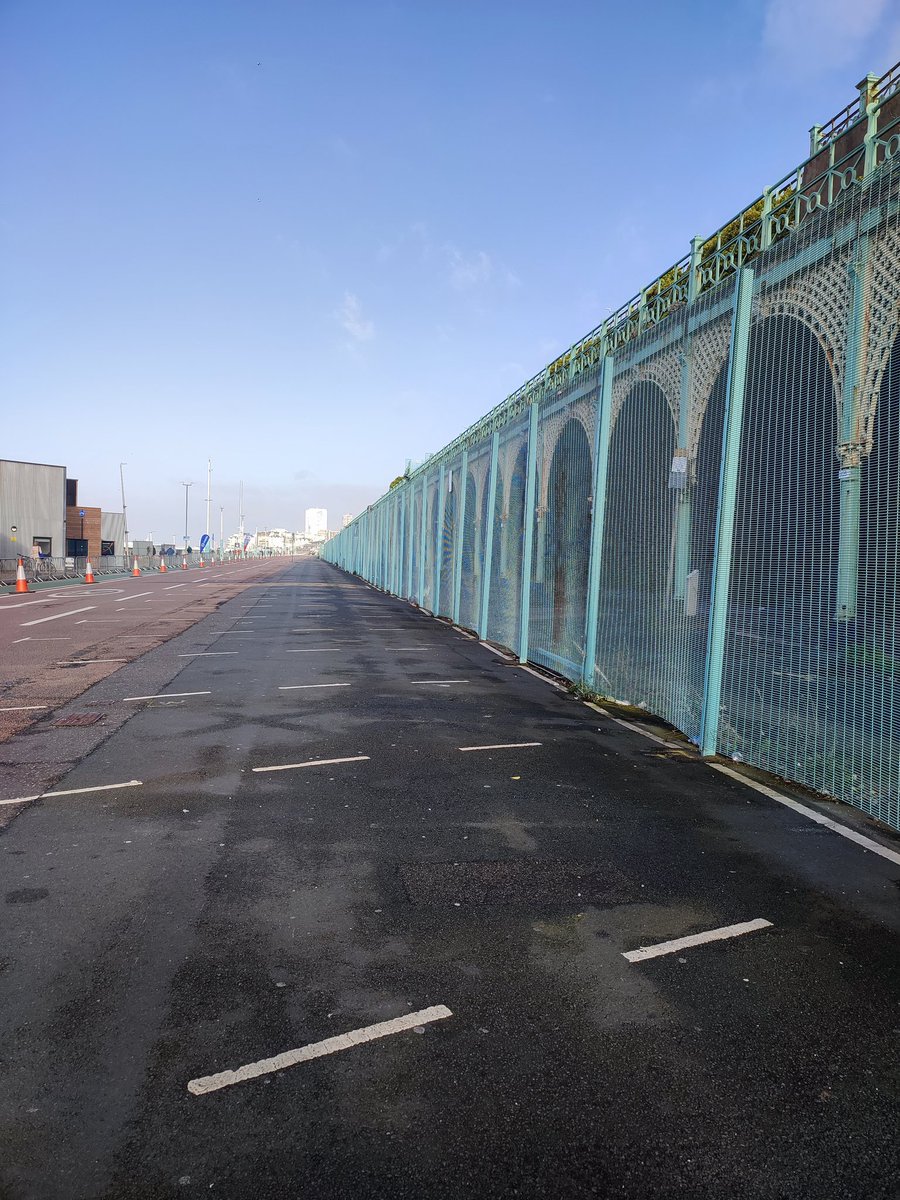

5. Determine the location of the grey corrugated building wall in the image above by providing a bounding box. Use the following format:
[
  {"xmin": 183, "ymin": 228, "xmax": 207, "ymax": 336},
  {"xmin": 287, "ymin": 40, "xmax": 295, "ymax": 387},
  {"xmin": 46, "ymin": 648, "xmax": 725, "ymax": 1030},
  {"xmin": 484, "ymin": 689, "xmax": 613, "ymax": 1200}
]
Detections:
[
  {"xmin": 100, "ymin": 511, "xmax": 125, "ymax": 555},
  {"xmin": 0, "ymin": 459, "xmax": 66, "ymax": 560}
]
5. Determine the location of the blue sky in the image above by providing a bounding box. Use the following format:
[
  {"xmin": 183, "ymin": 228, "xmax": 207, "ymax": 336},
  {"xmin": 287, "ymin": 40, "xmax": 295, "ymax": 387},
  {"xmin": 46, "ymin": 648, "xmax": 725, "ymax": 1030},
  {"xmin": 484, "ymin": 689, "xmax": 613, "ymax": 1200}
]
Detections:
[{"xmin": 2, "ymin": 0, "xmax": 898, "ymax": 542}]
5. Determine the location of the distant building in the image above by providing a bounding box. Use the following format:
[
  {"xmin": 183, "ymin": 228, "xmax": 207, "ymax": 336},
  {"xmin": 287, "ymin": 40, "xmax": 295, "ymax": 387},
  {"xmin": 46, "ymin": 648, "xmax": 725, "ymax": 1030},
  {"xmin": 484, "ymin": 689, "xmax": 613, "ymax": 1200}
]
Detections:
[
  {"xmin": 101, "ymin": 511, "xmax": 125, "ymax": 556},
  {"xmin": 342, "ymin": 512, "xmax": 353, "ymax": 528},
  {"xmin": 64, "ymin": 478, "xmax": 104, "ymax": 561},
  {"xmin": 305, "ymin": 508, "xmax": 327, "ymax": 539},
  {"xmin": 0, "ymin": 459, "xmax": 66, "ymax": 561}
]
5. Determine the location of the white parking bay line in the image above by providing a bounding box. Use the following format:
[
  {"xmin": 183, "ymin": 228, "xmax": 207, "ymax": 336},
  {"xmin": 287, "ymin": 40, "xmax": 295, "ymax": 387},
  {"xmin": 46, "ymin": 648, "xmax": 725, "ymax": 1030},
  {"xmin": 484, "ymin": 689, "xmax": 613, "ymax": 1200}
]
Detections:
[
  {"xmin": 278, "ymin": 683, "xmax": 351, "ymax": 690},
  {"xmin": 44, "ymin": 779, "xmax": 143, "ymax": 798},
  {"xmin": 458, "ymin": 742, "xmax": 542, "ymax": 752},
  {"xmin": 253, "ymin": 755, "xmax": 369, "ymax": 773},
  {"xmin": 187, "ymin": 1004, "xmax": 453, "ymax": 1096},
  {"xmin": 0, "ymin": 705, "xmax": 48, "ymax": 712},
  {"xmin": 0, "ymin": 779, "xmax": 143, "ymax": 807},
  {"xmin": 283, "ymin": 648, "xmax": 342, "ymax": 653},
  {"xmin": 411, "ymin": 680, "xmax": 469, "ymax": 685},
  {"xmin": 622, "ymin": 918, "xmax": 773, "ymax": 963},
  {"xmin": 21, "ymin": 605, "xmax": 95, "ymax": 627},
  {"xmin": 123, "ymin": 690, "xmax": 212, "ymax": 701},
  {"xmin": 114, "ymin": 591, "xmax": 154, "ymax": 603}
]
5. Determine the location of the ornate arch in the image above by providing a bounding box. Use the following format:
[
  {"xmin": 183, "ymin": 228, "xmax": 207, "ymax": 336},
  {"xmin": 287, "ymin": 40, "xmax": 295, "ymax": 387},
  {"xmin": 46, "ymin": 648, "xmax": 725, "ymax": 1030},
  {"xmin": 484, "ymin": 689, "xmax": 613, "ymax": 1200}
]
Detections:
[
  {"xmin": 538, "ymin": 397, "xmax": 595, "ymax": 511},
  {"xmin": 755, "ymin": 248, "xmax": 852, "ymax": 453},
  {"xmin": 611, "ymin": 348, "xmax": 681, "ymax": 437},
  {"xmin": 686, "ymin": 316, "xmax": 732, "ymax": 461},
  {"xmin": 498, "ymin": 434, "xmax": 528, "ymax": 520},
  {"xmin": 466, "ymin": 449, "xmax": 491, "ymax": 527},
  {"xmin": 860, "ymin": 224, "xmax": 900, "ymax": 456}
]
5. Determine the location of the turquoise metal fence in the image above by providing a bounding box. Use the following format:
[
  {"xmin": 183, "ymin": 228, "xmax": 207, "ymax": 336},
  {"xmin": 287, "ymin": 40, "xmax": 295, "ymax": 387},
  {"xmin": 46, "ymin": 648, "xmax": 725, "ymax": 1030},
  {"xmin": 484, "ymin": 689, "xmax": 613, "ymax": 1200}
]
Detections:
[{"xmin": 324, "ymin": 65, "xmax": 900, "ymax": 832}]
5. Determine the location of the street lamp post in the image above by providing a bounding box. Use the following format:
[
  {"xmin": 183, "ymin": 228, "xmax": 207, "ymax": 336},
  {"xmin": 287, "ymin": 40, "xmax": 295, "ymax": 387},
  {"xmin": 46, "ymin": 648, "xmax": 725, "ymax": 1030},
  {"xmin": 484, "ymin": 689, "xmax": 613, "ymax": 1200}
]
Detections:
[
  {"xmin": 119, "ymin": 463, "xmax": 129, "ymax": 563},
  {"xmin": 205, "ymin": 458, "xmax": 212, "ymax": 552},
  {"xmin": 182, "ymin": 481, "xmax": 194, "ymax": 551}
]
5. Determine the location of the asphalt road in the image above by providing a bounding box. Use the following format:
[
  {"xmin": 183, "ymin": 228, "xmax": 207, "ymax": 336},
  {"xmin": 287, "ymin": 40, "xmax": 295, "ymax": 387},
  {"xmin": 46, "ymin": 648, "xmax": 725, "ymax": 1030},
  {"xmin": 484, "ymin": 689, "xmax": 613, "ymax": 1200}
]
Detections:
[
  {"xmin": 0, "ymin": 559, "xmax": 291, "ymax": 791},
  {"xmin": 0, "ymin": 558, "xmax": 898, "ymax": 1199}
]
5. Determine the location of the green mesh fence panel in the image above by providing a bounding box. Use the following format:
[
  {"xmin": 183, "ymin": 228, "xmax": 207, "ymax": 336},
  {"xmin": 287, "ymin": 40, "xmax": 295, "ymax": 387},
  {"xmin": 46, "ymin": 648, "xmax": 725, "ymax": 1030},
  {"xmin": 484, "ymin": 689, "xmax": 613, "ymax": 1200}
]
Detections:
[
  {"xmin": 322, "ymin": 84, "xmax": 900, "ymax": 830},
  {"xmin": 410, "ymin": 489, "xmax": 421, "ymax": 605},
  {"xmin": 486, "ymin": 416, "xmax": 529, "ymax": 652},
  {"xmin": 857, "ymin": 329, "xmax": 900, "ymax": 827},
  {"xmin": 422, "ymin": 476, "xmax": 437, "ymax": 611},
  {"xmin": 439, "ymin": 456, "xmax": 462, "ymax": 615},
  {"xmin": 528, "ymin": 392, "xmax": 595, "ymax": 675},
  {"xmin": 594, "ymin": 367, "xmax": 680, "ymax": 714},
  {"xmin": 459, "ymin": 439, "xmax": 492, "ymax": 631}
]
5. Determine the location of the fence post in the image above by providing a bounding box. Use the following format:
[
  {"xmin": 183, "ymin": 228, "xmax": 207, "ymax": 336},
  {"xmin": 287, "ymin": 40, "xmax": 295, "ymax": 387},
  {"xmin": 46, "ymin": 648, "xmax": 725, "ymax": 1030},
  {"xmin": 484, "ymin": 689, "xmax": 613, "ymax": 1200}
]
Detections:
[
  {"xmin": 581, "ymin": 355, "xmax": 613, "ymax": 686},
  {"xmin": 518, "ymin": 401, "xmax": 541, "ymax": 662},
  {"xmin": 836, "ymin": 235, "xmax": 869, "ymax": 622},
  {"xmin": 478, "ymin": 431, "xmax": 500, "ymax": 640},
  {"xmin": 859, "ymin": 73, "xmax": 879, "ymax": 180},
  {"xmin": 435, "ymin": 463, "xmax": 446, "ymax": 613},
  {"xmin": 699, "ymin": 266, "xmax": 754, "ymax": 757},
  {"xmin": 452, "ymin": 449, "xmax": 469, "ymax": 624}
]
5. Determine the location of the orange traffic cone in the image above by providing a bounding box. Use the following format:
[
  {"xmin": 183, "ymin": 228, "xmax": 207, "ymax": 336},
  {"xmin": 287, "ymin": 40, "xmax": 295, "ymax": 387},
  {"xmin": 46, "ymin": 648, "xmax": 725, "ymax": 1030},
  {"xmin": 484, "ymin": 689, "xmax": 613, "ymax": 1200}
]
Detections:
[
  {"xmin": 84, "ymin": 559, "xmax": 95, "ymax": 584},
  {"xmin": 132, "ymin": 557, "xmax": 141, "ymax": 577},
  {"xmin": 14, "ymin": 557, "xmax": 29, "ymax": 593},
  {"xmin": 199, "ymin": 556, "xmax": 204, "ymax": 568},
  {"xmin": 182, "ymin": 555, "xmax": 188, "ymax": 570},
  {"xmin": 159, "ymin": 557, "xmax": 167, "ymax": 573}
]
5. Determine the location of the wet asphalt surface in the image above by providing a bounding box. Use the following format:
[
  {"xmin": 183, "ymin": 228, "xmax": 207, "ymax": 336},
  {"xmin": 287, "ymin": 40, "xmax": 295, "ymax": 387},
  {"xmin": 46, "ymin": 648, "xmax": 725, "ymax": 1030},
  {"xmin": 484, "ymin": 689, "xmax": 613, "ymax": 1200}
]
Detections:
[{"xmin": 0, "ymin": 558, "xmax": 898, "ymax": 1199}]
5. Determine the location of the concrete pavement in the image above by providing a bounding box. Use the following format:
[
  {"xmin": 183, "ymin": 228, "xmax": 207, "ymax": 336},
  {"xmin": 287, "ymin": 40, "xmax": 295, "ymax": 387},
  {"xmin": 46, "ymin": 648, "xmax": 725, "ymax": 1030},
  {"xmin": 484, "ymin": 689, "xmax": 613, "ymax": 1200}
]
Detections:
[{"xmin": 0, "ymin": 558, "xmax": 898, "ymax": 1198}]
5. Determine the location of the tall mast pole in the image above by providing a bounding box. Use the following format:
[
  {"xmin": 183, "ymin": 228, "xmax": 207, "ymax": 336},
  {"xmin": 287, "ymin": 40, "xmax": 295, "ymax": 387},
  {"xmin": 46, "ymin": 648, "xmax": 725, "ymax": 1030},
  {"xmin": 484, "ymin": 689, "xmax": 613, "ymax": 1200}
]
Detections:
[
  {"xmin": 206, "ymin": 458, "xmax": 212, "ymax": 546},
  {"xmin": 119, "ymin": 462, "xmax": 128, "ymax": 561}
]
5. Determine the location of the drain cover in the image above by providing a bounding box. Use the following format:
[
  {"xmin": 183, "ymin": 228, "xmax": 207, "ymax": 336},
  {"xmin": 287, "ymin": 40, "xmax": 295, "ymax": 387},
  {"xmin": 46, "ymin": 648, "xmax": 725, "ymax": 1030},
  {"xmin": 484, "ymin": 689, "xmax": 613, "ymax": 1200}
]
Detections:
[
  {"xmin": 53, "ymin": 713, "xmax": 103, "ymax": 727},
  {"xmin": 399, "ymin": 860, "xmax": 632, "ymax": 906}
]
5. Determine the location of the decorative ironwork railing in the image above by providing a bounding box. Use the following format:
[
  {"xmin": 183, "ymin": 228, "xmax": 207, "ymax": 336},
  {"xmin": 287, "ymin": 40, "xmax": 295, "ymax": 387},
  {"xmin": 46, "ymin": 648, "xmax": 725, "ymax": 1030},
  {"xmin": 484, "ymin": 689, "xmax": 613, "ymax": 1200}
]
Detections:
[{"xmin": 401, "ymin": 59, "xmax": 900, "ymax": 476}]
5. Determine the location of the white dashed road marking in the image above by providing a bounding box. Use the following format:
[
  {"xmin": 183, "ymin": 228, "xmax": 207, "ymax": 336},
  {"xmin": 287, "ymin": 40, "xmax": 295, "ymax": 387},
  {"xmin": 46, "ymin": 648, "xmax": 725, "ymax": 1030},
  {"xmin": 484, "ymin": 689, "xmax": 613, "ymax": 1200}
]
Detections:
[
  {"xmin": 57, "ymin": 658, "xmax": 128, "ymax": 665},
  {"xmin": 187, "ymin": 1004, "xmax": 453, "ymax": 1095},
  {"xmin": 123, "ymin": 691, "xmax": 212, "ymax": 701},
  {"xmin": 622, "ymin": 918, "xmax": 773, "ymax": 963},
  {"xmin": 177, "ymin": 652, "xmax": 238, "ymax": 657},
  {"xmin": 20, "ymin": 606, "xmax": 95, "ymax": 627},
  {"xmin": 0, "ymin": 705, "xmax": 48, "ymax": 712},
  {"xmin": 114, "ymin": 591, "xmax": 154, "ymax": 603}
]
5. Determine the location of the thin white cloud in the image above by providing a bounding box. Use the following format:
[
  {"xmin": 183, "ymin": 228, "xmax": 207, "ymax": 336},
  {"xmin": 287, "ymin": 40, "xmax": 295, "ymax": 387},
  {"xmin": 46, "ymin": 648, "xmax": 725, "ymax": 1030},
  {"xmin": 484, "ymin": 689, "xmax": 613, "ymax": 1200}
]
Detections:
[
  {"xmin": 762, "ymin": 0, "xmax": 889, "ymax": 73},
  {"xmin": 335, "ymin": 292, "xmax": 374, "ymax": 342},
  {"xmin": 447, "ymin": 248, "xmax": 493, "ymax": 290}
]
